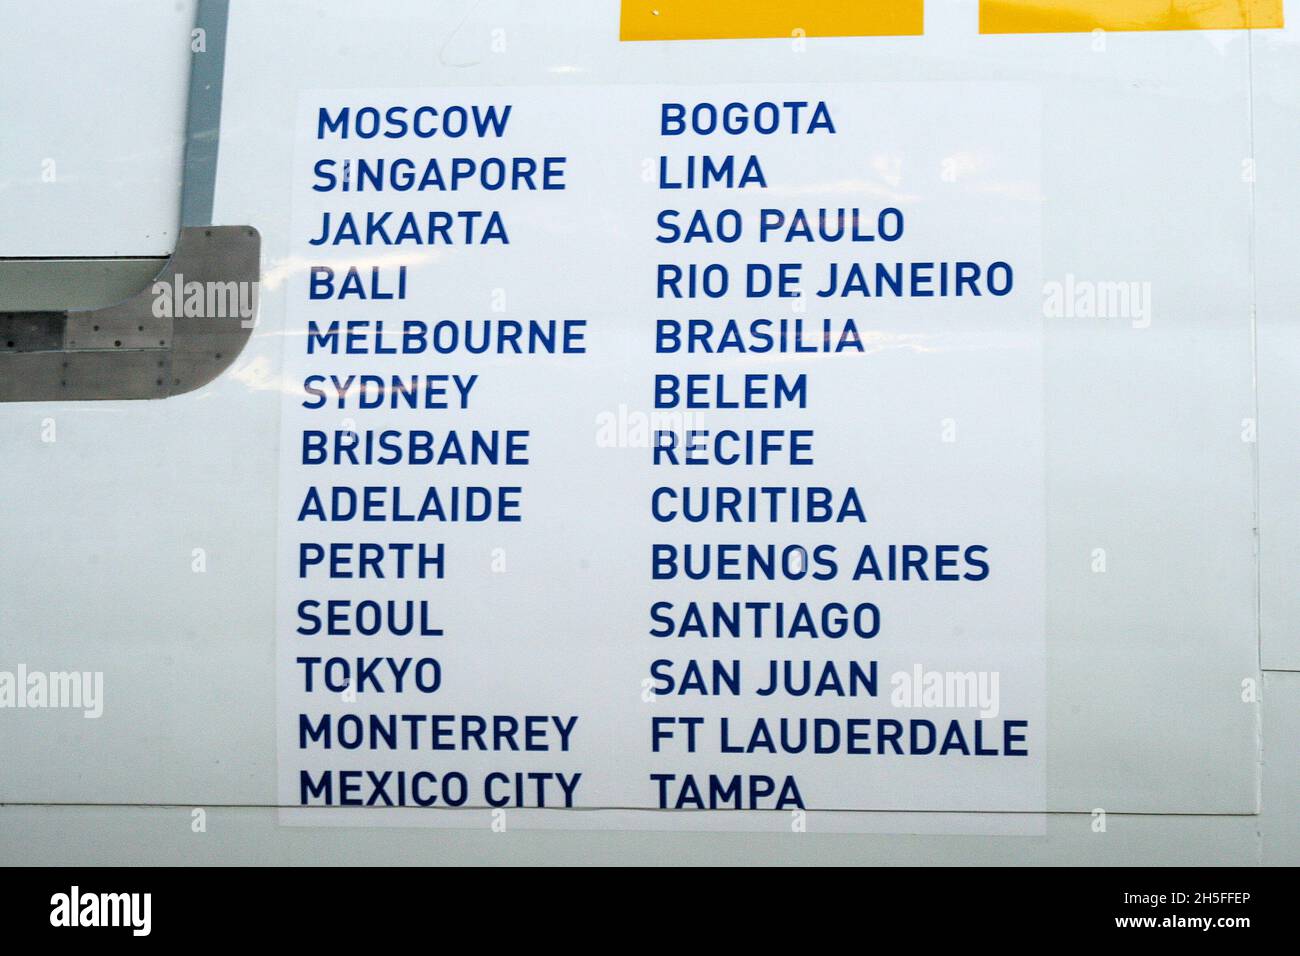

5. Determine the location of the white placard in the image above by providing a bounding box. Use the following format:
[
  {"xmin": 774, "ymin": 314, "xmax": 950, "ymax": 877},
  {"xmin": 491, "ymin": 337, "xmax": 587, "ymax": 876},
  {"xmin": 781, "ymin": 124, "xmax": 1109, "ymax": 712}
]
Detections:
[{"xmin": 275, "ymin": 83, "xmax": 1044, "ymax": 825}]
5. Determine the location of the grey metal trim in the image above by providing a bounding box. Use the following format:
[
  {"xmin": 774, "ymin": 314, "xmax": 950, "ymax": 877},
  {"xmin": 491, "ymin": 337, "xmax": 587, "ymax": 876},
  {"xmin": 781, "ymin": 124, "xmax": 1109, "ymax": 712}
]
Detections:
[
  {"xmin": 0, "ymin": 0, "xmax": 257, "ymax": 403},
  {"xmin": 0, "ymin": 258, "xmax": 167, "ymax": 312},
  {"xmin": 180, "ymin": 0, "xmax": 230, "ymax": 228},
  {"xmin": 0, "ymin": 226, "xmax": 259, "ymax": 401}
]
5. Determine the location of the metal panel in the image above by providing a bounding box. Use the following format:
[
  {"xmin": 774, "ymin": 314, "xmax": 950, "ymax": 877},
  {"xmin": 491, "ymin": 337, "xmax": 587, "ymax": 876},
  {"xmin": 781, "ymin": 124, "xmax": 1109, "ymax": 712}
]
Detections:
[
  {"xmin": 0, "ymin": 0, "xmax": 193, "ymax": 257},
  {"xmin": 0, "ymin": 259, "xmax": 166, "ymax": 312},
  {"xmin": 0, "ymin": 0, "xmax": 1294, "ymax": 864},
  {"xmin": 0, "ymin": 226, "xmax": 259, "ymax": 402},
  {"xmin": 1252, "ymin": 22, "xmax": 1300, "ymax": 670}
]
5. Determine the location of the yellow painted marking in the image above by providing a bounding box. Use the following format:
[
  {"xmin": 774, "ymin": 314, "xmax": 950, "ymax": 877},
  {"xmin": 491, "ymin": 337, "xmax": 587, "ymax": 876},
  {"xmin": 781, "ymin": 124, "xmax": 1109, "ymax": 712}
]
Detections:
[
  {"xmin": 619, "ymin": 1, "xmax": 924, "ymax": 41},
  {"xmin": 980, "ymin": 0, "xmax": 1282, "ymax": 34}
]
